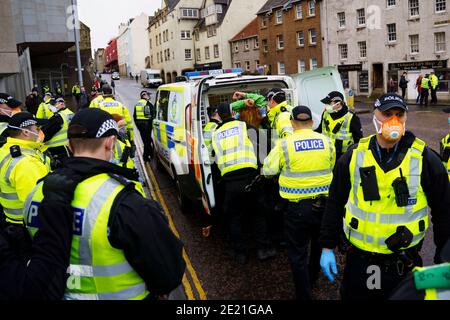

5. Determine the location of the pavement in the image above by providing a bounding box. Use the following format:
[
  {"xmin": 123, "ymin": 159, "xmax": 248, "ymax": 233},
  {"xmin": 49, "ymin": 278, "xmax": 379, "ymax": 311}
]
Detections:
[{"xmin": 353, "ymin": 100, "xmax": 450, "ymax": 114}]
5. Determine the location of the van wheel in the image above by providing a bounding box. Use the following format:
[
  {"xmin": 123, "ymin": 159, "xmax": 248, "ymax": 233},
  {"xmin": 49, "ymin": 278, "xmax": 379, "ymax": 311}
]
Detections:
[{"xmin": 175, "ymin": 174, "xmax": 192, "ymax": 215}]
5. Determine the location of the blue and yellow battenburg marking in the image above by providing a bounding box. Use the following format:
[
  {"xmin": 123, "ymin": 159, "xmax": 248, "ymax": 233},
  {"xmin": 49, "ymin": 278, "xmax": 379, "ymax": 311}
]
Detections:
[{"xmin": 156, "ymin": 123, "xmax": 175, "ymax": 149}]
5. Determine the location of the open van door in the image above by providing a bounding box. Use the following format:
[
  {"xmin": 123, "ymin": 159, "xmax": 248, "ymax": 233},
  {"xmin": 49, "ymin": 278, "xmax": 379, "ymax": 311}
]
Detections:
[{"xmin": 291, "ymin": 66, "xmax": 345, "ymax": 130}]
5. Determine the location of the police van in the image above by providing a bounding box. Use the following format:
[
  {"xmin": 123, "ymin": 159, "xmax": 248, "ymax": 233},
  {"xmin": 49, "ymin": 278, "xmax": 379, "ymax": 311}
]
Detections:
[{"xmin": 152, "ymin": 66, "xmax": 345, "ymax": 214}]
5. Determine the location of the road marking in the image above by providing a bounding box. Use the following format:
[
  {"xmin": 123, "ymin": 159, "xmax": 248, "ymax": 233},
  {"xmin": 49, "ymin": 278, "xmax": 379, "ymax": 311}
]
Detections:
[{"xmin": 146, "ymin": 163, "xmax": 207, "ymax": 300}]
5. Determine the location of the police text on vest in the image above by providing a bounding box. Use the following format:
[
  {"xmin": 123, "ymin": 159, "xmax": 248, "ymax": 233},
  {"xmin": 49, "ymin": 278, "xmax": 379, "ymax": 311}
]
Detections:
[{"xmin": 294, "ymin": 139, "xmax": 325, "ymax": 152}]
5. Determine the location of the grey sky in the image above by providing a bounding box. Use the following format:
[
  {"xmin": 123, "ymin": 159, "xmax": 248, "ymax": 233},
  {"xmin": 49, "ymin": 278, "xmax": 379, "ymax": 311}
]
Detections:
[{"xmin": 78, "ymin": 0, "xmax": 160, "ymax": 52}]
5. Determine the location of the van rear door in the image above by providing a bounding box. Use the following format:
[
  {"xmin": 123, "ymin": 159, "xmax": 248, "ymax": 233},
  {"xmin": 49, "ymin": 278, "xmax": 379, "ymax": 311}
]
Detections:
[{"xmin": 291, "ymin": 66, "xmax": 345, "ymax": 129}]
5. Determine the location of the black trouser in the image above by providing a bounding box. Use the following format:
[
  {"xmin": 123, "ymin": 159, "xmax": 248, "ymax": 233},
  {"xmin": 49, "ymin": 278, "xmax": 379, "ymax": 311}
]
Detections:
[
  {"xmin": 284, "ymin": 200, "xmax": 323, "ymax": 300},
  {"xmin": 136, "ymin": 121, "xmax": 153, "ymax": 159},
  {"xmin": 419, "ymin": 89, "xmax": 429, "ymax": 106},
  {"xmin": 401, "ymin": 87, "xmax": 406, "ymax": 99},
  {"xmin": 341, "ymin": 248, "xmax": 422, "ymax": 300},
  {"xmin": 430, "ymin": 88, "xmax": 438, "ymax": 104},
  {"xmin": 222, "ymin": 173, "xmax": 271, "ymax": 255}
]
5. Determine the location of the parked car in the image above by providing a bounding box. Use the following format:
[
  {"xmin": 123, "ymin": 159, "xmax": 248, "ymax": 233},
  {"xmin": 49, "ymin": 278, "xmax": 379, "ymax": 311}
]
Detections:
[{"xmin": 111, "ymin": 72, "xmax": 120, "ymax": 80}]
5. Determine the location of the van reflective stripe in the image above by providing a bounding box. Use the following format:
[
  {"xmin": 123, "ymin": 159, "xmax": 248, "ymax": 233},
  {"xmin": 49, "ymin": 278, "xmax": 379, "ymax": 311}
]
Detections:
[
  {"xmin": 77, "ymin": 179, "xmax": 120, "ymax": 266},
  {"xmin": 65, "ymin": 283, "xmax": 146, "ymax": 300},
  {"xmin": 0, "ymin": 192, "xmax": 19, "ymax": 200},
  {"xmin": 68, "ymin": 261, "xmax": 134, "ymax": 277}
]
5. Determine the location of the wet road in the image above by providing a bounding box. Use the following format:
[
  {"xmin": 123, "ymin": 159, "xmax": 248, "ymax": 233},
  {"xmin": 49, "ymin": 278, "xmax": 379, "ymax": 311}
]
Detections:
[{"xmin": 110, "ymin": 75, "xmax": 447, "ymax": 300}]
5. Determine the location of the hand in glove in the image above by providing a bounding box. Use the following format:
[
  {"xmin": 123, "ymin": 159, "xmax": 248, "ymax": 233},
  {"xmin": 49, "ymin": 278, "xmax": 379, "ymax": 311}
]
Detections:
[{"xmin": 320, "ymin": 249, "xmax": 338, "ymax": 282}]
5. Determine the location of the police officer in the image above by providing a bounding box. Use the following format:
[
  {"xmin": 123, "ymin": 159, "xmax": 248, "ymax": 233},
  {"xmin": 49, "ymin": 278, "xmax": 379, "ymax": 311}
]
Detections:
[
  {"xmin": 420, "ymin": 75, "xmax": 430, "ymax": 107},
  {"xmin": 0, "ymin": 112, "xmax": 50, "ymax": 226},
  {"xmin": 89, "ymin": 86, "xmax": 104, "ymax": 108},
  {"xmin": 72, "ymin": 82, "xmax": 81, "ymax": 105},
  {"xmin": 36, "ymin": 92, "xmax": 54, "ymax": 120},
  {"xmin": 111, "ymin": 114, "xmax": 137, "ymax": 170},
  {"xmin": 440, "ymin": 133, "xmax": 450, "ymax": 180},
  {"xmin": 55, "ymin": 82, "xmax": 63, "ymax": 97},
  {"xmin": 211, "ymin": 103, "xmax": 276, "ymax": 265},
  {"xmin": 133, "ymin": 91, "xmax": 154, "ymax": 161},
  {"xmin": 316, "ymin": 91, "xmax": 363, "ymax": 161},
  {"xmin": 0, "ymin": 94, "xmax": 22, "ymax": 147},
  {"xmin": 24, "ymin": 108, "xmax": 185, "ymax": 300},
  {"xmin": 319, "ymin": 94, "xmax": 450, "ymax": 300},
  {"xmin": 42, "ymin": 97, "xmax": 74, "ymax": 166},
  {"xmin": 263, "ymin": 105, "xmax": 335, "ymax": 300},
  {"xmin": 265, "ymin": 88, "xmax": 293, "ymax": 141},
  {"xmin": 203, "ymin": 105, "xmax": 221, "ymax": 152},
  {"xmin": 98, "ymin": 85, "xmax": 134, "ymax": 142}
]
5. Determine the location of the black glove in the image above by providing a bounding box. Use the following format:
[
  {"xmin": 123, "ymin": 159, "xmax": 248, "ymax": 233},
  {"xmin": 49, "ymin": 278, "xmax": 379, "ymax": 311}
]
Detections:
[
  {"xmin": 42, "ymin": 171, "xmax": 81, "ymax": 204},
  {"xmin": 2, "ymin": 225, "xmax": 32, "ymax": 263},
  {"xmin": 130, "ymin": 142, "xmax": 136, "ymax": 158}
]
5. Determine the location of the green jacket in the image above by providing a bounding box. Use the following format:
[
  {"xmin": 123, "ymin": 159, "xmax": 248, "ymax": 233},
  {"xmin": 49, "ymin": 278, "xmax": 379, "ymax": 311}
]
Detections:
[{"xmin": 231, "ymin": 93, "xmax": 267, "ymax": 111}]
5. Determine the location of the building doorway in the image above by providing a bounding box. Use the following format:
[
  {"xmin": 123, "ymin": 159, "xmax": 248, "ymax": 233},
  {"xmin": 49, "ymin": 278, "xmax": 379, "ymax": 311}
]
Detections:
[{"xmin": 372, "ymin": 63, "xmax": 384, "ymax": 91}]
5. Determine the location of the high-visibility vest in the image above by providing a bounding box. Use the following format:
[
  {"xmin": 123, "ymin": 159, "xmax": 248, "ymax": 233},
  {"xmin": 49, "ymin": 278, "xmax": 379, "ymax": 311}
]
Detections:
[
  {"xmin": 421, "ymin": 78, "xmax": 430, "ymax": 90},
  {"xmin": 25, "ymin": 173, "xmax": 149, "ymax": 300},
  {"xmin": 134, "ymin": 99, "xmax": 150, "ymax": 121},
  {"xmin": 212, "ymin": 120, "xmax": 258, "ymax": 176},
  {"xmin": 441, "ymin": 134, "xmax": 450, "ymax": 180},
  {"xmin": 430, "ymin": 75, "xmax": 439, "ymax": 90},
  {"xmin": 72, "ymin": 85, "xmax": 81, "ymax": 94},
  {"xmin": 99, "ymin": 98, "xmax": 134, "ymax": 140},
  {"xmin": 322, "ymin": 111, "xmax": 354, "ymax": 154},
  {"xmin": 344, "ymin": 136, "xmax": 429, "ymax": 254},
  {"xmin": 45, "ymin": 108, "xmax": 74, "ymax": 148},
  {"xmin": 267, "ymin": 101, "xmax": 293, "ymax": 140},
  {"xmin": 203, "ymin": 121, "xmax": 219, "ymax": 149},
  {"xmin": 273, "ymin": 130, "xmax": 334, "ymax": 201},
  {"xmin": 114, "ymin": 138, "xmax": 135, "ymax": 169},
  {"xmin": 36, "ymin": 101, "xmax": 54, "ymax": 119},
  {"xmin": 413, "ymin": 263, "xmax": 450, "ymax": 300},
  {"xmin": 0, "ymin": 138, "xmax": 50, "ymax": 224},
  {"xmin": 89, "ymin": 95, "xmax": 104, "ymax": 108}
]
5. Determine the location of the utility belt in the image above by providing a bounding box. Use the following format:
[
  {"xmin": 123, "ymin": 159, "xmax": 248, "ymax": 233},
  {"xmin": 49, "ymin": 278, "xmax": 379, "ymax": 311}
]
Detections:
[{"xmin": 289, "ymin": 195, "xmax": 327, "ymax": 214}]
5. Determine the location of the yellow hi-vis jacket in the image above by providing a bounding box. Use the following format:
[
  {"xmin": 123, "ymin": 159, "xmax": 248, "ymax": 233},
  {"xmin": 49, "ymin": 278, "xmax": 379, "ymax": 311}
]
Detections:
[
  {"xmin": 134, "ymin": 99, "xmax": 151, "ymax": 121},
  {"xmin": 36, "ymin": 101, "xmax": 54, "ymax": 120},
  {"xmin": 89, "ymin": 95, "xmax": 104, "ymax": 108},
  {"xmin": 203, "ymin": 121, "xmax": 219, "ymax": 151},
  {"xmin": 263, "ymin": 129, "xmax": 335, "ymax": 201},
  {"xmin": 0, "ymin": 138, "xmax": 50, "ymax": 224},
  {"xmin": 211, "ymin": 120, "xmax": 258, "ymax": 176},
  {"xmin": 267, "ymin": 101, "xmax": 293, "ymax": 140},
  {"xmin": 24, "ymin": 173, "xmax": 149, "ymax": 300},
  {"xmin": 441, "ymin": 134, "xmax": 450, "ymax": 180},
  {"xmin": 99, "ymin": 97, "xmax": 134, "ymax": 140},
  {"xmin": 321, "ymin": 111, "xmax": 355, "ymax": 154},
  {"xmin": 344, "ymin": 135, "xmax": 429, "ymax": 254},
  {"xmin": 45, "ymin": 108, "xmax": 74, "ymax": 148}
]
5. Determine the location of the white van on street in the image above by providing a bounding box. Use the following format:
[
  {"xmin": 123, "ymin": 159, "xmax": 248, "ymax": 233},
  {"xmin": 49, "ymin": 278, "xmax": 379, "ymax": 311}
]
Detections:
[
  {"xmin": 151, "ymin": 67, "xmax": 346, "ymax": 215},
  {"xmin": 141, "ymin": 69, "xmax": 163, "ymax": 88}
]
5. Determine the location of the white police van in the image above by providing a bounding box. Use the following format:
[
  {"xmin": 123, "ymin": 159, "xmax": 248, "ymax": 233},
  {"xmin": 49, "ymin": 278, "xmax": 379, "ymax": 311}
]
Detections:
[{"xmin": 152, "ymin": 67, "xmax": 345, "ymax": 214}]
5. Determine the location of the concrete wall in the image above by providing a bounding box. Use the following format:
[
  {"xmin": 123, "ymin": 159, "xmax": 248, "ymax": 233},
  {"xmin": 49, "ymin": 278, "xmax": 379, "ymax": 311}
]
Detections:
[
  {"xmin": 0, "ymin": 0, "xmax": 19, "ymax": 75},
  {"xmin": 129, "ymin": 13, "xmax": 150, "ymax": 75}
]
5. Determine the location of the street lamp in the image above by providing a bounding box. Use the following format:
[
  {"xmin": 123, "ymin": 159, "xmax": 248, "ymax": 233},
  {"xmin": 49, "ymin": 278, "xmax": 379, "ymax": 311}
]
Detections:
[{"xmin": 71, "ymin": 0, "xmax": 83, "ymax": 87}]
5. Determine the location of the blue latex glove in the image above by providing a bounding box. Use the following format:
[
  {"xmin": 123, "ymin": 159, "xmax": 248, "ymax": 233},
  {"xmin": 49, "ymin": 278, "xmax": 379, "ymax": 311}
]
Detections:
[{"xmin": 320, "ymin": 249, "xmax": 338, "ymax": 282}]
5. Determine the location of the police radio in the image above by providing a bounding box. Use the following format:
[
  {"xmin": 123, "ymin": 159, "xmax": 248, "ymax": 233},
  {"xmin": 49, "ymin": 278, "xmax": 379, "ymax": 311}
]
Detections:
[
  {"xmin": 392, "ymin": 168, "xmax": 410, "ymax": 207},
  {"xmin": 10, "ymin": 145, "xmax": 21, "ymax": 158}
]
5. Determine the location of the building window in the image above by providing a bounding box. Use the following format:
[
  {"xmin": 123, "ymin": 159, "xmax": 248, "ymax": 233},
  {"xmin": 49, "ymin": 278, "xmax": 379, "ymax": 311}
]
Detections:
[
  {"xmin": 278, "ymin": 62, "xmax": 286, "ymax": 75},
  {"xmin": 296, "ymin": 4, "xmax": 303, "ymax": 19},
  {"xmin": 181, "ymin": 8, "xmax": 199, "ymax": 18},
  {"xmin": 234, "ymin": 42, "xmax": 239, "ymax": 52},
  {"xmin": 214, "ymin": 44, "xmax": 219, "ymax": 58},
  {"xmin": 149, "ymin": 39, "xmax": 152, "ymax": 49},
  {"xmin": 358, "ymin": 41, "xmax": 367, "ymax": 58},
  {"xmin": 357, "ymin": 8, "xmax": 366, "ymax": 26},
  {"xmin": 185, "ymin": 49, "xmax": 192, "ymax": 60},
  {"xmin": 387, "ymin": 0, "xmax": 396, "ymax": 7},
  {"xmin": 408, "ymin": 0, "xmax": 419, "ymax": 17},
  {"xmin": 157, "ymin": 52, "xmax": 159, "ymax": 63},
  {"xmin": 435, "ymin": 32, "xmax": 446, "ymax": 52},
  {"xmin": 339, "ymin": 44, "xmax": 348, "ymax": 60},
  {"xmin": 276, "ymin": 9, "xmax": 283, "ymax": 24},
  {"xmin": 207, "ymin": 25, "xmax": 216, "ymax": 37},
  {"xmin": 254, "ymin": 38, "xmax": 259, "ymax": 49},
  {"xmin": 181, "ymin": 30, "xmax": 191, "ymax": 39},
  {"xmin": 298, "ymin": 59, "xmax": 306, "ymax": 73},
  {"xmin": 261, "ymin": 17, "xmax": 268, "ymax": 28},
  {"xmin": 255, "ymin": 60, "xmax": 260, "ymax": 69},
  {"xmin": 308, "ymin": 1, "xmax": 315, "ymax": 16},
  {"xmin": 244, "ymin": 39, "xmax": 249, "ymax": 51},
  {"xmin": 338, "ymin": 12, "xmax": 346, "ymax": 28},
  {"xmin": 297, "ymin": 31, "xmax": 305, "ymax": 46},
  {"xmin": 262, "ymin": 39, "xmax": 268, "ymax": 53},
  {"xmin": 310, "ymin": 58, "xmax": 318, "ymax": 70},
  {"xmin": 196, "ymin": 48, "xmax": 201, "ymax": 61},
  {"xmin": 235, "ymin": 62, "xmax": 241, "ymax": 68},
  {"xmin": 359, "ymin": 70, "xmax": 369, "ymax": 93},
  {"xmin": 245, "ymin": 61, "xmax": 251, "ymax": 71},
  {"xmin": 277, "ymin": 35, "xmax": 284, "ymax": 49},
  {"xmin": 387, "ymin": 23, "xmax": 397, "ymax": 42},
  {"xmin": 309, "ymin": 29, "xmax": 317, "ymax": 45},
  {"xmin": 205, "ymin": 47, "xmax": 210, "ymax": 60},
  {"xmin": 216, "ymin": 4, "xmax": 223, "ymax": 13},
  {"xmin": 436, "ymin": 0, "xmax": 447, "ymax": 12},
  {"xmin": 410, "ymin": 34, "xmax": 419, "ymax": 53}
]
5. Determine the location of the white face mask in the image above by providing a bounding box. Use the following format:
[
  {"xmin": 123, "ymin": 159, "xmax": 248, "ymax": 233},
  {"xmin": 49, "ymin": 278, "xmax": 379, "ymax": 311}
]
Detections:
[
  {"xmin": 372, "ymin": 115, "xmax": 383, "ymax": 134},
  {"xmin": 325, "ymin": 101, "xmax": 340, "ymax": 113},
  {"xmin": 48, "ymin": 105, "xmax": 58, "ymax": 113},
  {"xmin": 0, "ymin": 109, "xmax": 13, "ymax": 117},
  {"xmin": 9, "ymin": 125, "xmax": 43, "ymax": 142}
]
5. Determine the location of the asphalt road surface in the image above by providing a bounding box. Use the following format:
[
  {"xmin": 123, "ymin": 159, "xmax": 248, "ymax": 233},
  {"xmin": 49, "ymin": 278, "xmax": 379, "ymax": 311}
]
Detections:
[{"xmin": 109, "ymin": 74, "xmax": 446, "ymax": 300}]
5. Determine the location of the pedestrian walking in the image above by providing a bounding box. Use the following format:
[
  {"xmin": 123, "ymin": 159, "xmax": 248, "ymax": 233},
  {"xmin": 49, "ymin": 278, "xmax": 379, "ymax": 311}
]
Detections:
[
  {"xmin": 399, "ymin": 72, "xmax": 409, "ymax": 100},
  {"xmin": 415, "ymin": 74, "xmax": 423, "ymax": 104}
]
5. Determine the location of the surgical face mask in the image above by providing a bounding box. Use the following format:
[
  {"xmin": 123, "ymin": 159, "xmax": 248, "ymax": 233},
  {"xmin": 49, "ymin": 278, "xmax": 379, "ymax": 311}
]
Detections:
[
  {"xmin": 0, "ymin": 107, "xmax": 20, "ymax": 117},
  {"xmin": 48, "ymin": 105, "xmax": 58, "ymax": 113},
  {"xmin": 373, "ymin": 115, "xmax": 405, "ymax": 142},
  {"xmin": 325, "ymin": 101, "xmax": 340, "ymax": 113},
  {"xmin": 9, "ymin": 126, "xmax": 45, "ymax": 142}
]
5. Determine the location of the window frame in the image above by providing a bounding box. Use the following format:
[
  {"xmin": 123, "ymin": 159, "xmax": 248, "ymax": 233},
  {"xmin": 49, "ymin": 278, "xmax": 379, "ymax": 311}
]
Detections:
[
  {"xmin": 357, "ymin": 8, "xmax": 366, "ymax": 26},
  {"xmin": 436, "ymin": 0, "xmax": 447, "ymax": 13},
  {"xmin": 185, "ymin": 49, "xmax": 192, "ymax": 60},
  {"xmin": 298, "ymin": 59, "xmax": 306, "ymax": 73},
  {"xmin": 387, "ymin": 23, "xmax": 397, "ymax": 42},
  {"xmin": 296, "ymin": 3, "xmax": 303, "ymax": 19},
  {"xmin": 358, "ymin": 41, "xmax": 367, "ymax": 58},
  {"xmin": 338, "ymin": 12, "xmax": 346, "ymax": 28},
  {"xmin": 277, "ymin": 34, "xmax": 285, "ymax": 50},
  {"xmin": 309, "ymin": 28, "xmax": 317, "ymax": 45},
  {"xmin": 310, "ymin": 58, "xmax": 318, "ymax": 70},
  {"xmin": 297, "ymin": 31, "xmax": 305, "ymax": 46},
  {"xmin": 278, "ymin": 61, "xmax": 286, "ymax": 75},
  {"xmin": 339, "ymin": 44, "xmax": 348, "ymax": 60},
  {"xmin": 408, "ymin": 0, "xmax": 420, "ymax": 17},
  {"xmin": 276, "ymin": 9, "xmax": 283, "ymax": 24},
  {"xmin": 308, "ymin": 0, "xmax": 315, "ymax": 16},
  {"xmin": 435, "ymin": 32, "xmax": 446, "ymax": 52},
  {"xmin": 409, "ymin": 34, "xmax": 419, "ymax": 54}
]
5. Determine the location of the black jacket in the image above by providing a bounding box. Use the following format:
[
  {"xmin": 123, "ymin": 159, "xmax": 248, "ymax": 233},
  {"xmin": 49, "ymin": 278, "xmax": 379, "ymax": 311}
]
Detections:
[
  {"xmin": 315, "ymin": 105, "xmax": 363, "ymax": 158},
  {"xmin": 41, "ymin": 112, "xmax": 64, "ymax": 143},
  {"xmin": 319, "ymin": 132, "xmax": 450, "ymax": 261}
]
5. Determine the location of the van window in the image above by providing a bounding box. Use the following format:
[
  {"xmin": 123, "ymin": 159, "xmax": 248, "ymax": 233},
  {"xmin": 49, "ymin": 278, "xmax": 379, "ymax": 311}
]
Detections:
[
  {"xmin": 157, "ymin": 90, "xmax": 170, "ymax": 121},
  {"xmin": 148, "ymin": 73, "xmax": 161, "ymax": 80},
  {"xmin": 168, "ymin": 91, "xmax": 183, "ymax": 124}
]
